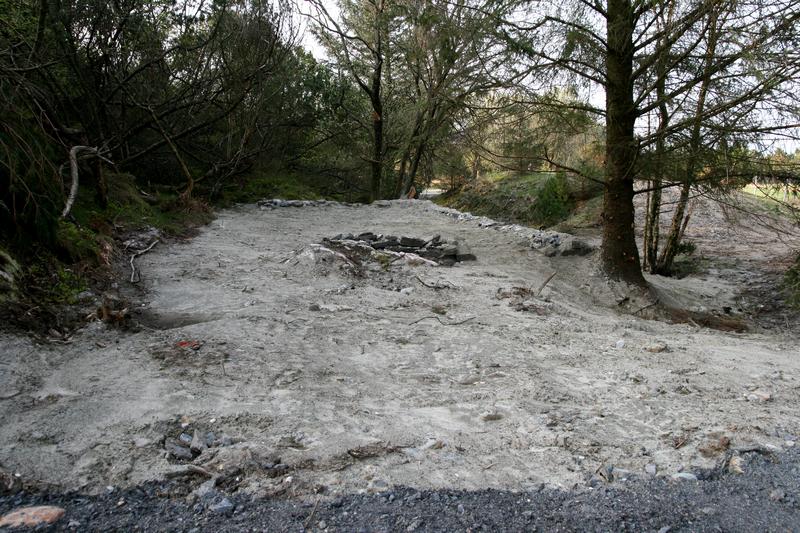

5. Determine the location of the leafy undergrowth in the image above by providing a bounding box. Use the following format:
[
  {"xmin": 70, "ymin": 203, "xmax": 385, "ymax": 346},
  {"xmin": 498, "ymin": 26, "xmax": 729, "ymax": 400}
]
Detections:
[
  {"xmin": 786, "ymin": 253, "xmax": 800, "ymax": 309},
  {"xmin": 218, "ymin": 172, "xmax": 328, "ymax": 206},
  {"xmin": 437, "ymin": 172, "xmax": 602, "ymax": 229}
]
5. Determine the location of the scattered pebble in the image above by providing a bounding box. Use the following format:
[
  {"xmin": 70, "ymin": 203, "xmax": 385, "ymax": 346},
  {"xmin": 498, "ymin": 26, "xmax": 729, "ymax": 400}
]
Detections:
[
  {"xmin": 208, "ymin": 498, "xmax": 234, "ymax": 515},
  {"xmin": 745, "ymin": 390, "xmax": 772, "ymax": 402},
  {"xmin": 671, "ymin": 472, "xmax": 698, "ymax": 481},
  {"xmin": 615, "ymin": 340, "xmax": 625, "ymax": 349},
  {"xmin": 645, "ymin": 464, "xmax": 657, "ymax": 476}
]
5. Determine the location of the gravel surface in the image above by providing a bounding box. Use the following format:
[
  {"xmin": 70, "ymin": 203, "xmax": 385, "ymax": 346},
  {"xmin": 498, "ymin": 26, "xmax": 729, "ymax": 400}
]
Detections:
[{"xmin": 2, "ymin": 448, "xmax": 799, "ymax": 532}]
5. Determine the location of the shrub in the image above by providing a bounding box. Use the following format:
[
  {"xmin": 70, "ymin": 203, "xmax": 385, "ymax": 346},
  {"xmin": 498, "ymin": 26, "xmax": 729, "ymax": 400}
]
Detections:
[{"xmin": 785, "ymin": 253, "xmax": 800, "ymax": 308}]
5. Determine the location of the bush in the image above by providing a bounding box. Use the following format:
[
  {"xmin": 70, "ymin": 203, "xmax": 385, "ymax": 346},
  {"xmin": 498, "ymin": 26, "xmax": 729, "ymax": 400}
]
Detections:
[
  {"xmin": 785, "ymin": 253, "xmax": 800, "ymax": 308},
  {"xmin": 530, "ymin": 173, "xmax": 573, "ymax": 226}
]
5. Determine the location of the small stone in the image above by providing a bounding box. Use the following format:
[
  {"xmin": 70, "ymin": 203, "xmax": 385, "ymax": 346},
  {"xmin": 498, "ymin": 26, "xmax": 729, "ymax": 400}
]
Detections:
[
  {"xmin": 658, "ymin": 527, "xmax": 672, "ymax": 533},
  {"xmin": 769, "ymin": 489, "xmax": 785, "ymax": 502},
  {"xmin": 645, "ymin": 463, "xmax": 657, "ymax": 476},
  {"xmin": 745, "ymin": 390, "xmax": 772, "ymax": 402},
  {"xmin": 209, "ymin": 498, "xmax": 234, "ymax": 515},
  {"xmin": 786, "ymin": 440, "xmax": 796, "ymax": 447},
  {"xmin": 421, "ymin": 438, "xmax": 445, "ymax": 450},
  {"xmin": 179, "ymin": 432, "xmax": 193, "ymax": 444},
  {"xmin": 309, "ymin": 303, "xmax": 321, "ymax": 311},
  {"xmin": 190, "ymin": 430, "xmax": 206, "ymax": 453},
  {"xmin": 407, "ymin": 518, "xmax": 423, "ymax": 531},
  {"xmin": 644, "ymin": 343, "xmax": 668, "ymax": 353},
  {"xmin": 165, "ymin": 439, "xmax": 193, "ymax": 460},
  {"xmin": 0, "ymin": 506, "xmax": 66, "ymax": 528},
  {"xmin": 133, "ymin": 437, "xmax": 152, "ymax": 448},
  {"xmin": 671, "ymin": 472, "xmax": 698, "ymax": 481},
  {"xmin": 399, "ymin": 237, "xmax": 427, "ymax": 248},
  {"xmin": 68, "ymin": 519, "xmax": 81, "ymax": 528},
  {"xmin": 615, "ymin": 339, "xmax": 625, "ymax": 349},
  {"xmin": 457, "ymin": 504, "xmax": 465, "ymax": 514},
  {"xmin": 399, "ymin": 287, "xmax": 414, "ymax": 295},
  {"xmin": 481, "ymin": 411, "xmax": 503, "ymax": 421},
  {"xmin": 728, "ymin": 456, "xmax": 745, "ymax": 474},
  {"xmin": 194, "ymin": 479, "xmax": 218, "ymax": 501},
  {"xmin": 318, "ymin": 520, "xmax": 327, "ymax": 529}
]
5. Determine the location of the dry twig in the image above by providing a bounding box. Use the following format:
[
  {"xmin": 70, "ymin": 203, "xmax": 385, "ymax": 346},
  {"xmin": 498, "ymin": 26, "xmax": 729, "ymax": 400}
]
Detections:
[
  {"xmin": 408, "ymin": 316, "xmax": 475, "ymax": 326},
  {"xmin": 535, "ymin": 271, "xmax": 557, "ymax": 297},
  {"xmin": 129, "ymin": 240, "xmax": 159, "ymax": 283}
]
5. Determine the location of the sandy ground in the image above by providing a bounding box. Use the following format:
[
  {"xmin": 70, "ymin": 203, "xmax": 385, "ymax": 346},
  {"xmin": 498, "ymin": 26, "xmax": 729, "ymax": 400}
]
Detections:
[{"xmin": 1, "ymin": 199, "xmax": 799, "ymax": 501}]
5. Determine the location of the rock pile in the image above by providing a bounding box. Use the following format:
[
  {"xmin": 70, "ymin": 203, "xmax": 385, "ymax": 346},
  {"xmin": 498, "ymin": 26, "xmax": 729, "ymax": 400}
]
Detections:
[
  {"xmin": 258, "ymin": 199, "xmax": 348, "ymax": 208},
  {"xmin": 164, "ymin": 427, "xmax": 235, "ymax": 463},
  {"xmin": 324, "ymin": 232, "xmax": 476, "ymax": 266},
  {"xmin": 531, "ymin": 234, "xmax": 594, "ymax": 257}
]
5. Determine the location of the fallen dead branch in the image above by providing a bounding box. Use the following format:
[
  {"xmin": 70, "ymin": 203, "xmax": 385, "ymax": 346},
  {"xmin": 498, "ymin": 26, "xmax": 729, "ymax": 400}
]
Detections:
[
  {"xmin": 129, "ymin": 240, "xmax": 159, "ymax": 283},
  {"xmin": 408, "ymin": 315, "xmax": 475, "ymax": 326},
  {"xmin": 164, "ymin": 465, "xmax": 213, "ymax": 478},
  {"xmin": 415, "ymin": 275, "xmax": 457, "ymax": 289},
  {"xmin": 535, "ymin": 271, "xmax": 557, "ymax": 297},
  {"xmin": 633, "ymin": 299, "xmax": 659, "ymax": 315},
  {"xmin": 61, "ymin": 145, "xmax": 113, "ymax": 218},
  {"xmin": 304, "ymin": 496, "xmax": 321, "ymax": 529}
]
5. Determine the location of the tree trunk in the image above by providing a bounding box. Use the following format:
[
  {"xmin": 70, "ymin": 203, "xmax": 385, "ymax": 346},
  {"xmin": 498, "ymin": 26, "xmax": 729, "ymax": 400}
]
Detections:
[
  {"xmin": 368, "ymin": 2, "xmax": 384, "ymax": 203},
  {"xmin": 370, "ymin": 103, "xmax": 383, "ymax": 202},
  {"xmin": 601, "ymin": 0, "xmax": 646, "ymax": 286},
  {"xmin": 92, "ymin": 155, "xmax": 108, "ymax": 209},
  {"xmin": 643, "ymin": 4, "xmax": 674, "ymax": 273},
  {"xmin": 654, "ymin": 8, "xmax": 720, "ymax": 275}
]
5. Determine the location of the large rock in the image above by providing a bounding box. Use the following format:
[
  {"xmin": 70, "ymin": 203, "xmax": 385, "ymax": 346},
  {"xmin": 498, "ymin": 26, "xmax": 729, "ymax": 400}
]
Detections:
[{"xmin": 0, "ymin": 506, "xmax": 66, "ymax": 528}]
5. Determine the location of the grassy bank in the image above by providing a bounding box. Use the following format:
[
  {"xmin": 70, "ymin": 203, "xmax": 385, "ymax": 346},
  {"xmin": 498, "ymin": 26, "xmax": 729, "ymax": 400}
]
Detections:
[
  {"xmin": 436, "ymin": 172, "xmax": 603, "ymax": 231},
  {"xmin": 0, "ymin": 170, "xmax": 333, "ymax": 332}
]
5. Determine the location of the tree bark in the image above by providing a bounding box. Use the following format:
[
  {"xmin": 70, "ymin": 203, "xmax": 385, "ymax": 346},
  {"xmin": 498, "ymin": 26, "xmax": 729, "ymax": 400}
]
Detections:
[{"xmin": 601, "ymin": 0, "xmax": 646, "ymax": 286}]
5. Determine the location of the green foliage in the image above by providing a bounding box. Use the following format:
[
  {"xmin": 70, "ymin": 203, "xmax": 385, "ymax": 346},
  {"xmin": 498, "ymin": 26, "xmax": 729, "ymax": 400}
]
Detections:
[
  {"xmin": 0, "ymin": 245, "xmax": 21, "ymax": 303},
  {"xmin": 49, "ymin": 267, "xmax": 87, "ymax": 305},
  {"xmin": 438, "ymin": 172, "xmax": 581, "ymax": 228},
  {"xmin": 530, "ymin": 173, "xmax": 573, "ymax": 226},
  {"xmin": 675, "ymin": 240, "xmax": 697, "ymax": 256},
  {"xmin": 55, "ymin": 220, "xmax": 104, "ymax": 263},
  {"xmin": 218, "ymin": 172, "xmax": 325, "ymax": 205},
  {"xmin": 785, "ymin": 254, "xmax": 800, "ymax": 309}
]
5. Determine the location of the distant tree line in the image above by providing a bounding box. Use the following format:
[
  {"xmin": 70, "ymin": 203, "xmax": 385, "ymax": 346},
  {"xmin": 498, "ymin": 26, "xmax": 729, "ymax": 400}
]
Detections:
[{"xmin": 2, "ymin": 0, "xmax": 799, "ymax": 285}]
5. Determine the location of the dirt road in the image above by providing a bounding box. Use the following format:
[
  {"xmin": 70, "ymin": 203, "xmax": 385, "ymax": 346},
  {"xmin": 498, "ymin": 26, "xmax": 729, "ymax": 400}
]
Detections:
[{"xmin": 1, "ymin": 199, "xmax": 798, "ymax": 504}]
